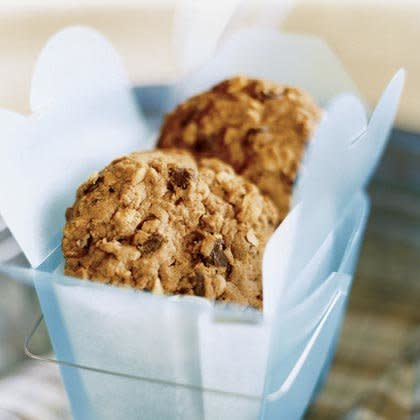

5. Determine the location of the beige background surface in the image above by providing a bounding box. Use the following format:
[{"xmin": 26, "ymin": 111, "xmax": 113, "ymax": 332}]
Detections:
[
  {"xmin": 0, "ymin": 1, "xmax": 418, "ymax": 130},
  {"xmin": 284, "ymin": 0, "xmax": 420, "ymax": 132}
]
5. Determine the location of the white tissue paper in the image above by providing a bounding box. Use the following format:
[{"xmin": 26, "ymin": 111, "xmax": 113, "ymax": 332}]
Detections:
[
  {"xmin": 0, "ymin": 216, "xmax": 21, "ymax": 262},
  {"xmin": 173, "ymin": 0, "xmax": 243, "ymax": 73},
  {"xmin": 0, "ymin": 27, "xmax": 149, "ymax": 268},
  {"xmin": 0, "ymin": 26, "xmax": 404, "ymax": 420}
]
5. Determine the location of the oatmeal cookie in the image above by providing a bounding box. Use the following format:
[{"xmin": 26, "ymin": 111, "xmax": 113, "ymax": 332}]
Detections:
[
  {"xmin": 62, "ymin": 150, "xmax": 279, "ymax": 309},
  {"xmin": 158, "ymin": 76, "xmax": 321, "ymax": 219}
]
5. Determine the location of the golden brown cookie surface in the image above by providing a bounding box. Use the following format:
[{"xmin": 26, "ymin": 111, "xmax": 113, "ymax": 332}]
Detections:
[
  {"xmin": 62, "ymin": 150, "xmax": 279, "ymax": 309},
  {"xmin": 158, "ymin": 76, "xmax": 321, "ymax": 219}
]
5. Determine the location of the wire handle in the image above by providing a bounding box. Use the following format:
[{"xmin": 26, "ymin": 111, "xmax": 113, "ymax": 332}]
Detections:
[
  {"xmin": 24, "ymin": 315, "xmax": 53, "ymax": 363},
  {"xmin": 24, "ymin": 315, "xmax": 262, "ymax": 401}
]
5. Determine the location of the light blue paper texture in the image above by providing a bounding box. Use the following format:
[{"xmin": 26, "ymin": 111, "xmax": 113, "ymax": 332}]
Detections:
[{"xmin": 0, "ymin": 27, "xmax": 149, "ymax": 268}]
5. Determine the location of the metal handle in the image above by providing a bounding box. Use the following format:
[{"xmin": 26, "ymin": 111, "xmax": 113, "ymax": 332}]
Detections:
[
  {"xmin": 24, "ymin": 315, "xmax": 261, "ymax": 401},
  {"xmin": 24, "ymin": 315, "xmax": 56, "ymax": 363}
]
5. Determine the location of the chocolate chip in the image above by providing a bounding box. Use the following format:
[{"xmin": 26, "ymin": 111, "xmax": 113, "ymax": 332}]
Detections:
[
  {"xmin": 84, "ymin": 176, "xmax": 104, "ymax": 194},
  {"xmin": 190, "ymin": 271, "xmax": 205, "ymax": 297},
  {"xmin": 203, "ymin": 239, "xmax": 229, "ymax": 267},
  {"xmin": 247, "ymin": 127, "xmax": 268, "ymax": 136},
  {"xmin": 111, "ymin": 157, "xmax": 128, "ymax": 165},
  {"xmin": 221, "ymin": 92, "xmax": 239, "ymax": 101},
  {"xmin": 184, "ymin": 231, "xmax": 204, "ymax": 252},
  {"xmin": 242, "ymin": 81, "xmax": 261, "ymax": 99},
  {"xmin": 226, "ymin": 262, "xmax": 233, "ymax": 278},
  {"xmin": 195, "ymin": 135, "xmax": 216, "ymax": 153},
  {"xmin": 199, "ymin": 217, "xmax": 209, "ymax": 229},
  {"xmin": 180, "ymin": 108, "xmax": 198, "ymax": 127},
  {"xmin": 136, "ymin": 215, "xmax": 158, "ymax": 230},
  {"xmin": 245, "ymin": 127, "xmax": 268, "ymax": 144},
  {"xmin": 169, "ymin": 168, "xmax": 192, "ymax": 189},
  {"xmin": 279, "ymin": 171, "xmax": 294, "ymax": 187},
  {"xmin": 74, "ymin": 235, "xmax": 92, "ymax": 257},
  {"xmin": 167, "ymin": 181, "xmax": 175, "ymax": 193},
  {"xmin": 212, "ymin": 79, "xmax": 231, "ymax": 93},
  {"xmin": 108, "ymin": 187, "xmax": 115, "ymax": 193},
  {"xmin": 211, "ymin": 240, "xmax": 229, "ymax": 267},
  {"xmin": 65, "ymin": 207, "xmax": 74, "ymax": 221},
  {"xmin": 195, "ymin": 102, "xmax": 214, "ymax": 121},
  {"xmin": 140, "ymin": 234, "xmax": 163, "ymax": 254}
]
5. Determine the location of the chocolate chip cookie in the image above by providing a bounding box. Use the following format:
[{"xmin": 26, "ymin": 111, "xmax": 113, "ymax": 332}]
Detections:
[
  {"xmin": 158, "ymin": 76, "xmax": 321, "ymax": 219},
  {"xmin": 62, "ymin": 150, "xmax": 279, "ymax": 309}
]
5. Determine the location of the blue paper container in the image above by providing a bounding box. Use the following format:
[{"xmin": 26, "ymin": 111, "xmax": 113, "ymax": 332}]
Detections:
[
  {"xmin": 6, "ymin": 196, "xmax": 369, "ymax": 420},
  {"xmin": 0, "ymin": 86, "xmax": 370, "ymax": 420}
]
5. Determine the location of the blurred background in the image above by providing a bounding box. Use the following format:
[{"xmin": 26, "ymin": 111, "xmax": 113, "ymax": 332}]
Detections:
[{"xmin": 0, "ymin": 0, "xmax": 418, "ymax": 419}]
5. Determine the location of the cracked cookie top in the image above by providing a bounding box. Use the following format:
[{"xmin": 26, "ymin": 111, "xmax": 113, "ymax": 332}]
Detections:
[{"xmin": 62, "ymin": 149, "xmax": 279, "ymax": 309}]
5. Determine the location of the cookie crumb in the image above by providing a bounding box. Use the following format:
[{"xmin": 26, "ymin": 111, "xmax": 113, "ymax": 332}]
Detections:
[{"xmin": 246, "ymin": 229, "xmax": 259, "ymax": 247}]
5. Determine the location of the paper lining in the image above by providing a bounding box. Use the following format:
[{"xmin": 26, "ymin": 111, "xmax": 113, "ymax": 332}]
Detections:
[{"xmin": 0, "ymin": 27, "xmax": 149, "ymax": 268}]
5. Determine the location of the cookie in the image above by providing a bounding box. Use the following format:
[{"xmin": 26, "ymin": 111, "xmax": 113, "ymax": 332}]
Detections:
[
  {"xmin": 62, "ymin": 150, "xmax": 279, "ymax": 309},
  {"xmin": 158, "ymin": 76, "xmax": 321, "ymax": 219}
]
